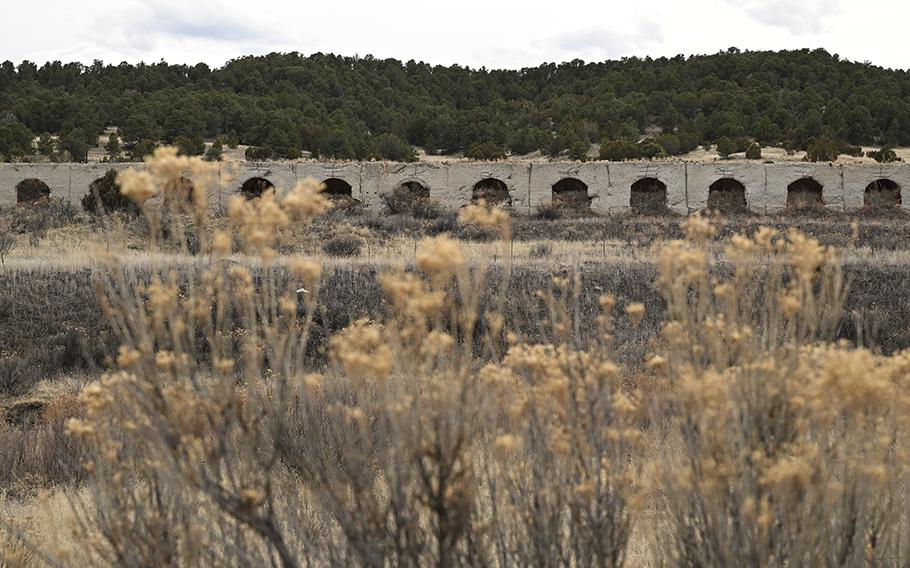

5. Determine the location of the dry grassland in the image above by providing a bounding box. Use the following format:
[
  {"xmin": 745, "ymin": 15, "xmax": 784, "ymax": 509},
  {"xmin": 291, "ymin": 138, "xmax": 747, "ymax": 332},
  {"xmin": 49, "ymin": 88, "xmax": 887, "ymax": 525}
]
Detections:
[{"xmin": 1, "ymin": 150, "xmax": 910, "ymax": 566}]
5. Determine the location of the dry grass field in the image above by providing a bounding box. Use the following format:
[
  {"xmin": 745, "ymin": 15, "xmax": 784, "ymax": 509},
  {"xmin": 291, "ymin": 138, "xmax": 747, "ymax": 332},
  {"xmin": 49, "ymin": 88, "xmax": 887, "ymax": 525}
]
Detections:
[{"xmin": 1, "ymin": 149, "xmax": 910, "ymax": 566}]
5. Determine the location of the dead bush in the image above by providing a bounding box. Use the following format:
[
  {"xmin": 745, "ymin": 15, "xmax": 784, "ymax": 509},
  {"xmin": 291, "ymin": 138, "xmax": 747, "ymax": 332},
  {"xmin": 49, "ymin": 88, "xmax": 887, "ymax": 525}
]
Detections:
[
  {"xmin": 322, "ymin": 235, "xmax": 363, "ymax": 257},
  {"xmin": 0, "ymin": 228, "xmax": 13, "ymax": 265}
]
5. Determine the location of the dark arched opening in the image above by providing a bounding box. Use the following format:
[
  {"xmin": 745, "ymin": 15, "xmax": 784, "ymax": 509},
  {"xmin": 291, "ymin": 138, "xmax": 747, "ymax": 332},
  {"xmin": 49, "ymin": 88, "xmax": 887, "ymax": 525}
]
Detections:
[
  {"xmin": 630, "ymin": 177, "xmax": 668, "ymax": 213},
  {"xmin": 240, "ymin": 177, "xmax": 274, "ymax": 199},
  {"xmin": 787, "ymin": 178, "xmax": 824, "ymax": 208},
  {"xmin": 472, "ymin": 178, "xmax": 510, "ymax": 205},
  {"xmin": 164, "ymin": 177, "xmax": 195, "ymax": 203},
  {"xmin": 322, "ymin": 178, "xmax": 353, "ymax": 198},
  {"xmin": 864, "ymin": 179, "xmax": 901, "ymax": 207},
  {"xmin": 707, "ymin": 178, "xmax": 747, "ymax": 212},
  {"xmin": 16, "ymin": 179, "xmax": 51, "ymax": 204},
  {"xmin": 552, "ymin": 178, "xmax": 590, "ymax": 211}
]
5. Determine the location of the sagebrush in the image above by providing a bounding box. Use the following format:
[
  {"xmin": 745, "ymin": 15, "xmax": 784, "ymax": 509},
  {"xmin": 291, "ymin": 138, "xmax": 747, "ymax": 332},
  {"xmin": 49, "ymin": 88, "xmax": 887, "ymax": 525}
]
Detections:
[{"xmin": 1, "ymin": 148, "xmax": 909, "ymax": 567}]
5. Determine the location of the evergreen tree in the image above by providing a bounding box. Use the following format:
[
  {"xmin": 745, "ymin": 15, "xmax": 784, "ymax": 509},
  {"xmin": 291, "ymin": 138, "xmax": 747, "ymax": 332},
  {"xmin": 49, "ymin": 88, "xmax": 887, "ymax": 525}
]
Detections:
[
  {"xmin": 373, "ymin": 133, "xmax": 417, "ymax": 162},
  {"xmin": 867, "ymin": 147, "xmax": 899, "ymax": 163},
  {"xmin": 60, "ymin": 127, "xmax": 89, "ymax": 162},
  {"xmin": 745, "ymin": 142, "xmax": 762, "ymax": 160},
  {"xmin": 805, "ymin": 137, "xmax": 840, "ymax": 162},
  {"xmin": 104, "ymin": 132, "xmax": 121, "ymax": 161},
  {"xmin": 205, "ymin": 139, "xmax": 224, "ymax": 162},
  {"xmin": 0, "ymin": 122, "xmax": 35, "ymax": 160},
  {"xmin": 599, "ymin": 139, "xmax": 640, "ymax": 161},
  {"xmin": 716, "ymin": 137, "xmax": 736, "ymax": 159},
  {"xmin": 465, "ymin": 142, "xmax": 505, "ymax": 160},
  {"xmin": 129, "ymin": 139, "xmax": 158, "ymax": 161},
  {"xmin": 568, "ymin": 141, "xmax": 590, "ymax": 162},
  {"xmin": 175, "ymin": 134, "xmax": 205, "ymax": 156},
  {"xmin": 1, "ymin": 49, "xmax": 910, "ymax": 159}
]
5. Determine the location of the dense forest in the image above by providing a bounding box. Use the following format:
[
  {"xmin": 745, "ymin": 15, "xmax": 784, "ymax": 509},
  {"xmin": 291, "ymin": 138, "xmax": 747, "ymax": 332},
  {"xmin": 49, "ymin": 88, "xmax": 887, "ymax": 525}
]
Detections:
[{"xmin": 0, "ymin": 48, "xmax": 908, "ymax": 162}]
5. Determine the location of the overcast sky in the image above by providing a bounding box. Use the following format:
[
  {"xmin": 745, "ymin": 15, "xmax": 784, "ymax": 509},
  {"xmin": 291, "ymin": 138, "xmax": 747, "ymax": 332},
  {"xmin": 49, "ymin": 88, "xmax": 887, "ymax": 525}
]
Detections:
[{"xmin": 3, "ymin": 0, "xmax": 908, "ymax": 70}]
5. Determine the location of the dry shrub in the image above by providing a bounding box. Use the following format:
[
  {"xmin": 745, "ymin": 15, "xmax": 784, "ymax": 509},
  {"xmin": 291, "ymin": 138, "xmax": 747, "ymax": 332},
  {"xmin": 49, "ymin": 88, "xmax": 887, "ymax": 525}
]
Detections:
[
  {"xmin": 0, "ymin": 227, "xmax": 13, "ymax": 266},
  {"xmin": 534, "ymin": 204, "xmax": 563, "ymax": 220},
  {"xmin": 648, "ymin": 215, "xmax": 906, "ymax": 566},
  {"xmin": 18, "ymin": 153, "xmax": 910, "ymax": 567},
  {"xmin": 321, "ymin": 234, "xmax": 363, "ymax": 257},
  {"xmin": 630, "ymin": 178, "xmax": 670, "ymax": 215},
  {"xmin": 529, "ymin": 242, "xmax": 553, "ymax": 258},
  {"xmin": 4, "ymin": 199, "xmax": 79, "ymax": 246},
  {"xmin": 0, "ymin": 392, "xmax": 85, "ymax": 489},
  {"xmin": 380, "ymin": 185, "xmax": 441, "ymax": 219},
  {"xmin": 550, "ymin": 181, "xmax": 592, "ymax": 214}
]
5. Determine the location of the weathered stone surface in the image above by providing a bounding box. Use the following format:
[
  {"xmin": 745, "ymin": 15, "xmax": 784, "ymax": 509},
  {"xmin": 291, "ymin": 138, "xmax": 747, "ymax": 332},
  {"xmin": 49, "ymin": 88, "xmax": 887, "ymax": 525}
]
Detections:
[
  {"xmin": 1, "ymin": 160, "xmax": 908, "ymax": 214},
  {"xmin": 687, "ymin": 162, "xmax": 765, "ymax": 213}
]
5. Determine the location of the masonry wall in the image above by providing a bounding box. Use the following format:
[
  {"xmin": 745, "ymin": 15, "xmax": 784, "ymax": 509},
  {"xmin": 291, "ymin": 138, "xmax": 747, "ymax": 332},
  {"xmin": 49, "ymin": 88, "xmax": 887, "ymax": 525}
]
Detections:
[{"xmin": 2, "ymin": 160, "xmax": 909, "ymax": 214}]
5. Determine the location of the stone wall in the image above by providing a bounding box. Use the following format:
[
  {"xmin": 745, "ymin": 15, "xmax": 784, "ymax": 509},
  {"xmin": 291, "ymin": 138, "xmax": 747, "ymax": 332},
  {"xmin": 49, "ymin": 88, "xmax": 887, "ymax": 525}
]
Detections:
[{"xmin": 2, "ymin": 160, "xmax": 909, "ymax": 214}]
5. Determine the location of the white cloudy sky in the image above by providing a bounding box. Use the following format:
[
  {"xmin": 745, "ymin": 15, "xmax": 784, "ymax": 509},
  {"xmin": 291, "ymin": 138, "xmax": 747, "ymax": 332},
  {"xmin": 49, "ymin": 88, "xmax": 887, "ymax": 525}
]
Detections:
[{"xmin": 3, "ymin": 0, "xmax": 909, "ymax": 70}]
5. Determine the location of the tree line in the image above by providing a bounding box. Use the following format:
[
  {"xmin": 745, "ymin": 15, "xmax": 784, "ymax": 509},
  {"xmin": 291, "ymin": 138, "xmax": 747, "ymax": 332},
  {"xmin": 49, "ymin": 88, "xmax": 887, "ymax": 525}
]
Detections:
[{"xmin": 0, "ymin": 47, "xmax": 908, "ymax": 162}]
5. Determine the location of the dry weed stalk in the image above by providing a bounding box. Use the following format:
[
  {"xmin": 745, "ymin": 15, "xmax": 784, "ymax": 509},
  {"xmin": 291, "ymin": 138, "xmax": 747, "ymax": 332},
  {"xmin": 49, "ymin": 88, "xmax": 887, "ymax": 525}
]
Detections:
[{"xmin": 650, "ymin": 213, "xmax": 908, "ymax": 566}]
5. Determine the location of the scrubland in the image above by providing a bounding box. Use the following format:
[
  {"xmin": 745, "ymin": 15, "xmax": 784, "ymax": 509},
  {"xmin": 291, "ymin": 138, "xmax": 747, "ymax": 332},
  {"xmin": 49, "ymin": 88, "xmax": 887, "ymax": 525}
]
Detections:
[{"xmin": 1, "ymin": 149, "xmax": 910, "ymax": 566}]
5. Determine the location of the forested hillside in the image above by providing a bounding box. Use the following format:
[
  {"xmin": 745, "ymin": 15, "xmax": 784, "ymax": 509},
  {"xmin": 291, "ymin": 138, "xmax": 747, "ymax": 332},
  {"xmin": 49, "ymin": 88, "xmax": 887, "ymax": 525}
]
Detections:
[{"xmin": 0, "ymin": 48, "xmax": 908, "ymax": 162}]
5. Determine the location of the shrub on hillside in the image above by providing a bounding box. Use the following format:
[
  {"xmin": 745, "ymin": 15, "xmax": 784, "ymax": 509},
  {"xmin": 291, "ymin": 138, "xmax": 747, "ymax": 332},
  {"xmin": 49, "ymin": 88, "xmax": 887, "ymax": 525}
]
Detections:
[
  {"xmin": 677, "ymin": 131, "xmax": 701, "ymax": 154},
  {"xmin": 638, "ymin": 138, "xmax": 668, "ymax": 159},
  {"xmin": 174, "ymin": 134, "xmax": 205, "ymax": 156},
  {"xmin": 373, "ymin": 133, "xmax": 417, "ymax": 162},
  {"xmin": 599, "ymin": 139, "xmax": 641, "ymax": 161},
  {"xmin": 567, "ymin": 141, "xmax": 590, "ymax": 162},
  {"xmin": 244, "ymin": 146, "xmax": 275, "ymax": 161},
  {"xmin": 805, "ymin": 137, "xmax": 840, "ymax": 162},
  {"xmin": 204, "ymin": 139, "xmax": 224, "ymax": 162},
  {"xmin": 745, "ymin": 141, "xmax": 762, "ymax": 159},
  {"xmin": 840, "ymin": 143, "xmax": 864, "ymax": 157},
  {"xmin": 868, "ymin": 147, "xmax": 900, "ymax": 163},
  {"xmin": 716, "ymin": 137, "xmax": 737, "ymax": 158},
  {"xmin": 465, "ymin": 142, "xmax": 506, "ymax": 160},
  {"xmin": 128, "ymin": 139, "xmax": 159, "ymax": 161}
]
